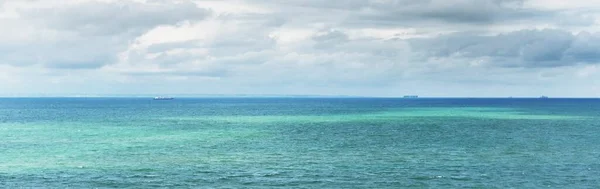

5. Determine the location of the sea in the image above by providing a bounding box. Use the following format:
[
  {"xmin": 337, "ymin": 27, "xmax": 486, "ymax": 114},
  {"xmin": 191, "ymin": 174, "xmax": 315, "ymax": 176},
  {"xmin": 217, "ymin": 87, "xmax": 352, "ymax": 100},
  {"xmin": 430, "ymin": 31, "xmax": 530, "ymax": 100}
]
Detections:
[{"xmin": 1, "ymin": 97, "xmax": 599, "ymax": 188}]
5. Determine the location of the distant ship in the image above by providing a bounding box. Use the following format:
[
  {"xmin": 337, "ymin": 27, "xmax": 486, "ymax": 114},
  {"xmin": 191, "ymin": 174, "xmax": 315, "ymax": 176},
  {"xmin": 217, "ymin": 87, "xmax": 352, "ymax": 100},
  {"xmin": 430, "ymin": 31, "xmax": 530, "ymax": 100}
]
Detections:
[
  {"xmin": 539, "ymin": 96, "xmax": 549, "ymax": 99},
  {"xmin": 403, "ymin": 95, "xmax": 419, "ymax": 98},
  {"xmin": 153, "ymin": 96, "xmax": 174, "ymax": 100}
]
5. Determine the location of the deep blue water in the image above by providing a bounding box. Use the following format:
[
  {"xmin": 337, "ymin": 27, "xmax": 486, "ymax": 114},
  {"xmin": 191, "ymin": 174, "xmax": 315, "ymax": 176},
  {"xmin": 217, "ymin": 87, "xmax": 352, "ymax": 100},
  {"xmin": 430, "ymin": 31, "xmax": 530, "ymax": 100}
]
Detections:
[{"xmin": 1, "ymin": 98, "xmax": 600, "ymax": 188}]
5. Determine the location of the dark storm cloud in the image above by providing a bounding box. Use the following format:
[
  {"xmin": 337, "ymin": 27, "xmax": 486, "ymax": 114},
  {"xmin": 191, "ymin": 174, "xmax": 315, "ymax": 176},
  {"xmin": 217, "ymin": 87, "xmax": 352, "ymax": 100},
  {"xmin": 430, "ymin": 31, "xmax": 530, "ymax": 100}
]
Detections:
[{"xmin": 409, "ymin": 29, "xmax": 600, "ymax": 67}]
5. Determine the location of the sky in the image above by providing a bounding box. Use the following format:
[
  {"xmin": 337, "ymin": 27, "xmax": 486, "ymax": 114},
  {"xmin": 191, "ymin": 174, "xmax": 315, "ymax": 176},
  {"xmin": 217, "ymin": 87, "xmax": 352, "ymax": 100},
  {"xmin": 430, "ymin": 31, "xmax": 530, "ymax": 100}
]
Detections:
[{"xmin": 1, "ymin": 0, "xmax": 600, "ymax": 97}]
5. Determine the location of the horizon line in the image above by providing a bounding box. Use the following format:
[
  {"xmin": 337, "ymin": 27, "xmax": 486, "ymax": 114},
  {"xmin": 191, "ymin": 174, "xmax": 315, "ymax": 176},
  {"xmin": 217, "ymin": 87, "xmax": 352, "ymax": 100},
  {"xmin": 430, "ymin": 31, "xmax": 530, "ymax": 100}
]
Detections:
[{"xmin": 0, "ymin": 95, "xmax": 598, "ymax": 99}]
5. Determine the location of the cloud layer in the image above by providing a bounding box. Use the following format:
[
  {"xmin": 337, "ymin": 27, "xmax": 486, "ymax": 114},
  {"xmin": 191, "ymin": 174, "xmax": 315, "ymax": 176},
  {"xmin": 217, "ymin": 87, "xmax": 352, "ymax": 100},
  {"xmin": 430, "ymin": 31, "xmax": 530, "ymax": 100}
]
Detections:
[
  {"xmin": 1, "ymin": 0, "xmax": 600, "ymax": 97},
  {"xmin": 410, "ymin": 29, "xmax": 600, "ymax": 67}
]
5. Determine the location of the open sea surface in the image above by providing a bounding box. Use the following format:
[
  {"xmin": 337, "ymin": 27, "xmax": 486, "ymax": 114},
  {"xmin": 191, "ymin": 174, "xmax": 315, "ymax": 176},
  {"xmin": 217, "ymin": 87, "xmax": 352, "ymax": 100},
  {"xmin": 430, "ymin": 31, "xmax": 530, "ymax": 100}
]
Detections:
[{"xmin": 1, "ymin": 98, "xmax": 600, "ymax": 188}]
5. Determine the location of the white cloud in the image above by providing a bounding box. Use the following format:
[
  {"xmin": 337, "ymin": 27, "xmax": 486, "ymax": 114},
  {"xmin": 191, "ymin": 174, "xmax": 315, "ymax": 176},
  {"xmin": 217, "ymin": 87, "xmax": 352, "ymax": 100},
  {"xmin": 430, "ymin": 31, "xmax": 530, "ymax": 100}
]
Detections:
[
  {"xmin": 193, "ymin": 0, "xmax": 270, "ymax": 14},
  {"xmin": 525, "ymin": 0, "xmax": 600, "ymax": 10},
  {"xmin": 1, "ymin": 0, "xmax": 600, "ymax": 96},
  {"xmin": 0, "ymin": 0, "xmax": 209, "ymax": 69}
]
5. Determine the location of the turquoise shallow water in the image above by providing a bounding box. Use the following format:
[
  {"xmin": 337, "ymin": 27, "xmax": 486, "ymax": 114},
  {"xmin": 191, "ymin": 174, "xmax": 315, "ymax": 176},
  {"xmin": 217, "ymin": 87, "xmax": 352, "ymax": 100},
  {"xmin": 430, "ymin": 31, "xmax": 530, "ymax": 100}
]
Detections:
[{"xmin": 1, "ymin": 98, "xmax": 600, "ymax": 188}]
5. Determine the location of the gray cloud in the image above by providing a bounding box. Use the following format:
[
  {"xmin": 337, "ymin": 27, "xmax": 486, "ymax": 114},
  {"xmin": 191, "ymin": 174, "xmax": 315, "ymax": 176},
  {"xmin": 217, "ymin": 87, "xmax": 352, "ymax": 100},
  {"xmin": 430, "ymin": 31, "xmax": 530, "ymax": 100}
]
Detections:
[
  {"xmin": 311, "ymin": 29, "xmax": 350, "ymax": 49},
  {"xmin": 124, "ymin": 69, "xmax": 228, "ymax": 78},
  {"xmin": 21, "ymin": 1, "xmax": 210, "ymax": 36},
  {"xmin": 409, "ymin": 29, "xmax": 600, "ymax": 67},
  {"xmin": 44, "ymin": 57, "xmax": 112, "ymax": 69},
  {"xmin": 563, "ymin": 32, "xmax": 600, "ymax": 62},
  {"xmin": 355, "ymin": 0, "xmax": 537, "ymax": 24},
  {"xmin": 2, "ymin": 0, "xmax": 600, "ymax": 96},
  {"xmin": 252, "ymin": 0, "xmax": 556, "ymax": 28},
  {"xmin": 145, "ymin": 40, "xmax": 203, "ymax": 54},
  {"xmin": 0, "ymin": 34, "xmax": 121, "ymax": 68},
  {"xmin": 0, "ymin": 0, "xmax": 210, "ymax": 69},
  {"xmin": 208, "ymin": 34, "xmax": 276, "ymax": 57}
]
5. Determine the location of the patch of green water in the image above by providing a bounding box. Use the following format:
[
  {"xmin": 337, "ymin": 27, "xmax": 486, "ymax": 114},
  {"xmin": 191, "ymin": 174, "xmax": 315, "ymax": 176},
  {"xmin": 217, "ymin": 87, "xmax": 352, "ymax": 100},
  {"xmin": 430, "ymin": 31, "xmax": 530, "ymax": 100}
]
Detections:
[{"xmin": 163, "ymin": 107, "xmax": 583, "ymax": 124}]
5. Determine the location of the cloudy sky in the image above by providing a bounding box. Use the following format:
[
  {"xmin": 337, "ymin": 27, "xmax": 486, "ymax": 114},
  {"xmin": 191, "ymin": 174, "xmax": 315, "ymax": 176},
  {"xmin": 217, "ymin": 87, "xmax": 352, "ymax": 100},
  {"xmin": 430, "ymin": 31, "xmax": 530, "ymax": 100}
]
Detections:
[{"xmin": 1, "ymin": 0, "xmax": 600, "ymax": 97}]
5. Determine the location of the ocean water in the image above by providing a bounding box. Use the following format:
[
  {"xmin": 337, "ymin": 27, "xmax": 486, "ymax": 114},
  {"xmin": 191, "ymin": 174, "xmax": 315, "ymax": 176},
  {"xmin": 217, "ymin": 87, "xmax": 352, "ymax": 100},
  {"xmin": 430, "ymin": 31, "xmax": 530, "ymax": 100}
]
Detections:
[{"xmin": 1, "ymin": 98, "xmax": 600, "ymax": 188}]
